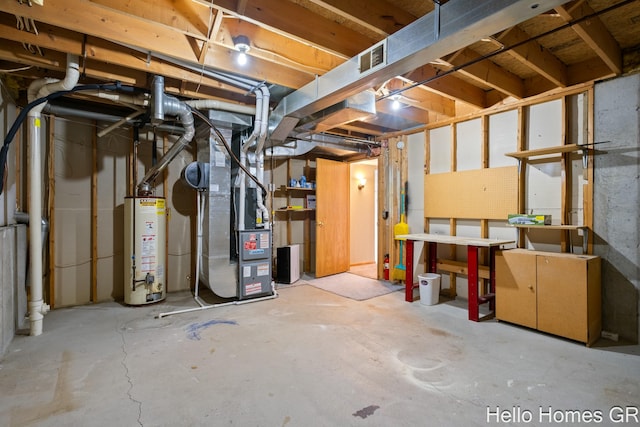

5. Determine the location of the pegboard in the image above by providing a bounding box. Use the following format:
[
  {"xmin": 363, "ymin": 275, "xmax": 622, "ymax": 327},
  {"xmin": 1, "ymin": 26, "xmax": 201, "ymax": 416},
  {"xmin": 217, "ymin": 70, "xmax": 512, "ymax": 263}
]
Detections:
[{"xmin": 424, "ymin": 166, "xmax": 518, "ymax": 220}]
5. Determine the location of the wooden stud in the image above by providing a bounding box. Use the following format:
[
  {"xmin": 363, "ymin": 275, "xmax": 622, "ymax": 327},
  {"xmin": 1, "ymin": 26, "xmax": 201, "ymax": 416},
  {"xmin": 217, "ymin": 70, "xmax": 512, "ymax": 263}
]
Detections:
[
  {"xmin": 14, "ymin": 111, "xmax": 22, "ymax": 211},
  {"xmin": 91, "ymin": 122, "xmax": 98, "ymax": 302},
  {"xmin": 517, "ymin": 106, "xmax": 527, "ymax": 248},
  {"xmin": 585, "ymin": 87, "xmax": 595, "ymax": 254},
  {"xmin": 560, "ymin": 96, "xmax": 571, "ymax": 252},
  {"xmin": 424, "ymin": 129, "xmax": 430, "ymax": 235},
  {"xmin": 128, "ymin": 127, "xmax": 135, "ymax": 197}
]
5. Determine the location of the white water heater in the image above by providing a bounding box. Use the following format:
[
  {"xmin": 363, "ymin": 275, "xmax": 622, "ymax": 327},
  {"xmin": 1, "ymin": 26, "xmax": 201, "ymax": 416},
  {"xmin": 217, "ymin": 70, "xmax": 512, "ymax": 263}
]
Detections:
[{"xmin": 124, "ymin": 197, "xmax": 166, "ymax": 305}]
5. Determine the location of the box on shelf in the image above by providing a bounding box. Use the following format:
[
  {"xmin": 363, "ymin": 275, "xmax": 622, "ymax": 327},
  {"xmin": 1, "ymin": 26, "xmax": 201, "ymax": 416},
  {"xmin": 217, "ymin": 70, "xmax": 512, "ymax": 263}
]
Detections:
[
  {"xmin": 305, "ymin": 195, "xmax": 316, "ymax": 209},
  {"xmin": 508, "ymin": 214, "xmax": 552, "ymax": 225}
]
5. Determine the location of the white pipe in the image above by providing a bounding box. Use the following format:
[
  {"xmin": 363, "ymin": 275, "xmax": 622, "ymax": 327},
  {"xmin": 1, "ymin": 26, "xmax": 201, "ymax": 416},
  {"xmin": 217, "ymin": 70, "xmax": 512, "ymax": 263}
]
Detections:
[
  {"xmin": 81, "ymin": 90, "xmax": 149, "ymax": 107},
  {"xmin": 157, "ymin": 284, "xmax": 278, "ymax": 318},
  {"xmin": 238, "ymin": 150, "xmax": 247, "ymax": 231},
  {"xmin": 25, "ymin": 53, "xmax": 80, "ymax": 336},
  {"xmin": 255, "ymin": 85, "xmax": 271, "ymax": 228},
  {"xmin": 238, "ymin": 89, "xmax": 264, "ymax": 231},
  {"xmin": 186, "ymin": 99, "xmax": 256, "ymax": 116}
]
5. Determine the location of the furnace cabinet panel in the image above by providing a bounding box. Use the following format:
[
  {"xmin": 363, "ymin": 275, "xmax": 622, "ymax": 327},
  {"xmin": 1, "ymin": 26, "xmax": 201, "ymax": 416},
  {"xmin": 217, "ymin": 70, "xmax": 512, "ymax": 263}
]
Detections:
[{"xmin": 495, "ymin": 249, "xmax": 601, "ymax": 346}]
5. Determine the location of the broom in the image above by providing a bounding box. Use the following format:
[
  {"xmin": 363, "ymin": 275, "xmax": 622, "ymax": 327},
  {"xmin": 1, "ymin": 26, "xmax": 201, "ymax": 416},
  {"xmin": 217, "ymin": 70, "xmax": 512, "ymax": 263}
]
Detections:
[{"xmin": 393, "ymin": 184, "xmax": 409, "ymax": 280}]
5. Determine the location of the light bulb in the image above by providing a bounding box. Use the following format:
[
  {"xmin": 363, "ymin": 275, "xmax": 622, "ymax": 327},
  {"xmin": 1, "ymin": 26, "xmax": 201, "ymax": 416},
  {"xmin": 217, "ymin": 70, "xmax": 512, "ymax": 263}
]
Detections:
[{"xmin": 237, "ymin": 51, "xmax": 247, "ymax": 66}]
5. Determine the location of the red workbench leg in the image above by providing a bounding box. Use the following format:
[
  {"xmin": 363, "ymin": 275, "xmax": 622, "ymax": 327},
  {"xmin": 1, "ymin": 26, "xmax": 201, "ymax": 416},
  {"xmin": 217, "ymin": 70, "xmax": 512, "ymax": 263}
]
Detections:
[
  {"xmin": 404, "ymin": 240, "xmax": 414, "ymax": 302},
  {"xmin": 467, "ymin": 245, "xmax": 479, "ymax": 321},
  {"xmin": 428, "ymin": 242, "xmax": 437, "ymax": 273},
  {"xmin": 489, "ymin": 246, "xmax": 497, "ymax": 311}
]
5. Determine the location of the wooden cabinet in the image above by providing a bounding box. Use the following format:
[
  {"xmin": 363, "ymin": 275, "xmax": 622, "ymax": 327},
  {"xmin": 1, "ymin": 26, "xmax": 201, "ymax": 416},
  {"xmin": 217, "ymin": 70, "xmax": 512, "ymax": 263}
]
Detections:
[{"xmin": 495, "ymin": 248, "xmax": 601, "ymax": 346}]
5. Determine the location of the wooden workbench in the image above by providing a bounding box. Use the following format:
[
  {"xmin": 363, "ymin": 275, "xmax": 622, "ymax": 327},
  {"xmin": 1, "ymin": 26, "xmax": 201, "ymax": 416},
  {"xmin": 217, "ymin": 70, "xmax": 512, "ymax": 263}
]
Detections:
[{"xmin": 396, "ymin": 233, "xmax": 515, "ymax": 321}]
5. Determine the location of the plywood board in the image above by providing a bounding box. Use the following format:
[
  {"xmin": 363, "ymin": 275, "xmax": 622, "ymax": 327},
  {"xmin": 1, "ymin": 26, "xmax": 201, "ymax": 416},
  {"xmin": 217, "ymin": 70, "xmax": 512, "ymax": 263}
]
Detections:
[{"xmin": 424, "ymin": 166, "xmax": 517, "ymax": 219}]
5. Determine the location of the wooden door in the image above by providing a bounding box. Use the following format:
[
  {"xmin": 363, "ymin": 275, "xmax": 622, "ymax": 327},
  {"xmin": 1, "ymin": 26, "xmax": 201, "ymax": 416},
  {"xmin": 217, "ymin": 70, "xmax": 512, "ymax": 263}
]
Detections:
[
  {"xmin": 315, "ymin": 158, "xmax": 349, "ymax": 277},
  {"xmin": 537, "ymin": 255, "xmax": 587, "ymax": 342},
  {"xmin": 495, "ymin": 249, "xmax": 537, "ymax": 329}
]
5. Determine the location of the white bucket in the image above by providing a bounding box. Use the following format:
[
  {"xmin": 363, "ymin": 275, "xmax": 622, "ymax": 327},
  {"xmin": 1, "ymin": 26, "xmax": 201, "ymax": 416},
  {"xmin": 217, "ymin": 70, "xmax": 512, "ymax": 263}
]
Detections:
[{"xmin": 418, "ymin": 273, "xmax": 441, "ymax": 306}]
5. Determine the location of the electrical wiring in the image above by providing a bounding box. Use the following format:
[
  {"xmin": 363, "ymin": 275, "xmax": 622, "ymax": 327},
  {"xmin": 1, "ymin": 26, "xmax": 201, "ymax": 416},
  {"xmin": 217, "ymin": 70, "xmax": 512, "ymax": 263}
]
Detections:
[{"xmin": 0, "ymin": 82, "xmax": 143, "ymax": 195}]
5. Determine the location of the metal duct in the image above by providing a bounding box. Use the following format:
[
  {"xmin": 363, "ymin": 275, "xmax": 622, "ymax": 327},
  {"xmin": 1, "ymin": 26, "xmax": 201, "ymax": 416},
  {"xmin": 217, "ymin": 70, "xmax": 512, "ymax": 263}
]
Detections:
[
  {"xmin": 269, "ymin": 0, "xmax": 567, "ymax": 143},
  {"xmin": 295, "ymin": 90, "xmax": 376, "ymax": 134}
]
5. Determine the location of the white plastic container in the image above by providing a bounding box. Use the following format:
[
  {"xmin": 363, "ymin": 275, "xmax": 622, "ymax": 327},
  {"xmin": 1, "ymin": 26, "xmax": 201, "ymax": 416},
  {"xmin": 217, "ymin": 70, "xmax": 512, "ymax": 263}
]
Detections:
[{"xmin": 418, "ymin": 273, "xmax": 441, "ymax": 306}]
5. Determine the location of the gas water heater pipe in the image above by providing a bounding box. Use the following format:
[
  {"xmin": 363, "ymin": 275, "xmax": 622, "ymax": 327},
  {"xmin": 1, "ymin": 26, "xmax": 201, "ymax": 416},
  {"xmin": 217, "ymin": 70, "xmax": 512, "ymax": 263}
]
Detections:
[
  {"xmin": 137, "ymin": 76, "xmax": 195, "ymax": 194},
  {"xmin": 26, "ymin": 53, "xmax": 80, "ymax": 336}
]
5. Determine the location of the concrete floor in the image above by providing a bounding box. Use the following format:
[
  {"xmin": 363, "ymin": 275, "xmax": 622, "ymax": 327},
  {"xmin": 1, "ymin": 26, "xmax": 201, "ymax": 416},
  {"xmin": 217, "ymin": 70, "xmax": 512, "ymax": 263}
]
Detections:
[{"xmin": 1, "ymin": 282, "xmax": 639, "ymax": 427}]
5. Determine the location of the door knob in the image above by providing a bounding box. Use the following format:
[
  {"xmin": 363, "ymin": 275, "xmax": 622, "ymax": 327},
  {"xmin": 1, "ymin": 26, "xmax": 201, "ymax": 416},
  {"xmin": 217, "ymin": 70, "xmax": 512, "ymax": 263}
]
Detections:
[{"xmin": 318, "ymin": 221, "xmax": 324, "ymax": 227}]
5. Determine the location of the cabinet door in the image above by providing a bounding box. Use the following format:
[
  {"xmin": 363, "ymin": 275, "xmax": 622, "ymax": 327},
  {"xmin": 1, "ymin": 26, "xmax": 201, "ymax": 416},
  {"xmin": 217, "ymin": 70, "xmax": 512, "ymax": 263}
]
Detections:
[
  {"xmin": 536, "ymin": 255, "xmax": 587, "ymax": 342},
  {"xmin": 495, "ymin": 250, "xmax": 537, "ymax": 329}
]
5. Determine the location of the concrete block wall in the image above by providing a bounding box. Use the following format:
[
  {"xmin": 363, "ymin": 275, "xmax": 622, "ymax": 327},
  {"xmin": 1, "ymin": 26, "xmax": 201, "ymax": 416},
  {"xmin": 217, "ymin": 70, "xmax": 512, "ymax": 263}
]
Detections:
[
  {"xmin": 594, "ymin": 73, "xmax": 640, "ymax": 343},
  {"xmin": 0, "ymin": 225, "xmax": 27, "ymax": 356}
]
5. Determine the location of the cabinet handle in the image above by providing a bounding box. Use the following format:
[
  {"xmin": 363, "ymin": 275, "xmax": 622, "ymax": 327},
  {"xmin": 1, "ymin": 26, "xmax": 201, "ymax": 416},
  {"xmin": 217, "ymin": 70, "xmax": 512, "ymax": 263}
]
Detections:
[{"xmin": 528, "ymin": 285, "xmax": 534, "ymax": 291}]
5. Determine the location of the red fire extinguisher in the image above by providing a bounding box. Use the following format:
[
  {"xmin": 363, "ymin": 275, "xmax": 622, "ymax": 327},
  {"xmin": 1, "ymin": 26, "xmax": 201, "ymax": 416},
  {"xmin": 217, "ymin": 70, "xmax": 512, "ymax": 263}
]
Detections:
[{"xmin": 383, "ymin": 254, "xmax": 390, "ymax": 280}]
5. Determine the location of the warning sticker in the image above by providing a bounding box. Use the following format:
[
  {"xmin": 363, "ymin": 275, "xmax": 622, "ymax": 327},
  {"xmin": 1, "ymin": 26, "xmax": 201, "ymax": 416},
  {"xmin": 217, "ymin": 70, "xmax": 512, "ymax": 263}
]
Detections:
[
  {"xmin": 245, "ymin": 282, "xmax": 263, "ymax": 295},
  {"xmin": 243, "ymin": 265, "xmax": 251, "ymax": 278},
  {"xmin": 257, "ymin": 263, "xmax": 269, "ymax": 277},
  {"xmin": 260, "ymin": 233, "xmax": 269, "ymax": 249}
]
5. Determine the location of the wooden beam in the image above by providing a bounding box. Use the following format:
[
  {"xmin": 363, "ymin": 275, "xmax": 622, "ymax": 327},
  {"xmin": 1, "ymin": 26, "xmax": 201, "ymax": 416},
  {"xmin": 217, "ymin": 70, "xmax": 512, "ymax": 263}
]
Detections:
[
  {"xmin": 305, "ymin": 0, "xmax": 422, "ymax": 37},
  {"xmin": 1, "ymin": 3, "xmax": 316, "ymax": 89},
  {"xmin": 219, "ymin": 19, "xmax": 342, "ymax": 75},
  {"xmin": 444, "ymin": 48, "xmax": 525, "ymax": 99},
  {"xmin": 89, "ymin": 0, "xmax": 213, "ymax": 40},
  {"xmin": 209, "ymin": 0, "xmax": 375, "ymax": 58},
  {"xmin": 496, "ymin": 26, "xmax": 568, "ymax": 87},
  {"xmin": 555, "ymin": 3, "xmax": 622, "ymax": 75},
  {"xmin": 402, "ymin": 65, "xmax": 487, "ymax": 108}
]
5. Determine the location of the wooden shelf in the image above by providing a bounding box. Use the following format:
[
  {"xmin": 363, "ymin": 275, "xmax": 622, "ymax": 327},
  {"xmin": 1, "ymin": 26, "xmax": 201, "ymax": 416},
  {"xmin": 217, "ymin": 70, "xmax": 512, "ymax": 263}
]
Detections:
[
  {"xmin": 505, "ymin": 144, "xmax": 584, "ymax": 159},
  {"xmin": 276, "ymin": 208, "xmax": 315, "ymax": 212},
  {"xmin": 283, "ymin": 186, "xmax": 315, "ymax": 192},
  {"xmin": 509, "ymin": 224, "xmax": 586, "ymax": 230}
]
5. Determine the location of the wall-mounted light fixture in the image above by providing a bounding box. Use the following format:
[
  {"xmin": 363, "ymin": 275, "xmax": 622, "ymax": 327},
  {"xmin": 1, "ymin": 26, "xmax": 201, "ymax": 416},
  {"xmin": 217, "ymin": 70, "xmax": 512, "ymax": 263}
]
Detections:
[
  {"xmin": 233, "ymin": 35, "xmax": 251, "ymax": 66},
  {"xmin": 358, "ymin": 177, "xmax": 367, "ymax": 190}
]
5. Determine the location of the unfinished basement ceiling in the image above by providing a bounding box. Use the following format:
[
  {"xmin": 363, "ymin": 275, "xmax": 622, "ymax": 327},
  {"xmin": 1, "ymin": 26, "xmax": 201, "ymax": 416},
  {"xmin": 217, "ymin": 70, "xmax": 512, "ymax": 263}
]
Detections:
[{"xmin": 1, "ymin": 0, "xmax": 640, "ymax": 141}]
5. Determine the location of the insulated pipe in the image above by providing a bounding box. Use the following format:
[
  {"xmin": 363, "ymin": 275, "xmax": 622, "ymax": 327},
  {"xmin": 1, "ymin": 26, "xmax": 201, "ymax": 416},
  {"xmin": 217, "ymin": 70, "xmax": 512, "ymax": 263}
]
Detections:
[
  {"xmin": 238, "ymin": 89, "xmax": 264, "ymax": 231},
  {"xmin": 26, "ymin": 53, "xmax": 80, "ymax": 336},
  {"xmin": 137, "ymin": 76, "xmax": 195, "ymax": 194},
  {"xmin": 254, "ymin": 85, "xmax": 271, "ymax": 228},
  {"xmin": 186, "ymin": 99, "xmax": 256, "ymax": 116}
]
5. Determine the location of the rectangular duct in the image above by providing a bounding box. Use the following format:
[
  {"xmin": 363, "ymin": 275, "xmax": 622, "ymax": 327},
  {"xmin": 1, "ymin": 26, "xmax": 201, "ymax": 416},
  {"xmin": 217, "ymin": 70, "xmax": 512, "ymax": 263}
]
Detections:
[{"xmin": 268, "ymin": 0, "xmax": 567, "ymax": 143}]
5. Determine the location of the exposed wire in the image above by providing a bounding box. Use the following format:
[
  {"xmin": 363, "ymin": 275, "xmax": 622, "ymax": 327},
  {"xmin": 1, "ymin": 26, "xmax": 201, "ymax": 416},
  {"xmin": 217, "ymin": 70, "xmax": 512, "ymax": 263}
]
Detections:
[
  {"xmin": 0, "ymin": 82, "xmax": 143, "ymax": 195},
  {"xmin": 0, "ymin": 65, "xmax": 33, "ymax": 73}
]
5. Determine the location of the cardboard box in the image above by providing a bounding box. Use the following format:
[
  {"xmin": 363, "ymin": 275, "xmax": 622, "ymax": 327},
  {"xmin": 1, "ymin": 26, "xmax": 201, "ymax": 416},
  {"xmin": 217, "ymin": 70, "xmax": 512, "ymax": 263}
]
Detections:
[
  {"xmin": 508, "ymin": 214, "xmax": 552, "ymax": 225},
  {"xmin": 305, "ymin": 195, "xmax": 316, "ymax": 209}
]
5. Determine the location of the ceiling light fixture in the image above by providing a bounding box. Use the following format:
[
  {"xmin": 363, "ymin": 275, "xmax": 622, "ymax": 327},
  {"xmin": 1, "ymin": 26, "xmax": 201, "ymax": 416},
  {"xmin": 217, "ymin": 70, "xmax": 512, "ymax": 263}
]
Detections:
[
  {"xmin": 233, "ymin": 35, "xmax": 251, "ymax": 66},
  {"xmin": 391, "ymin": 95, "xmax": 401, "ymax": 110}
]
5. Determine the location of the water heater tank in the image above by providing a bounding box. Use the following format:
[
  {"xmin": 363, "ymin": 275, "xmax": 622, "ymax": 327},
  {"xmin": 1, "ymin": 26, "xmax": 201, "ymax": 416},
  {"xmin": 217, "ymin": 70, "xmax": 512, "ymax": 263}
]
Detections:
[{"xmin": 124, "ymin": 197, "xmax": 167, "ymax": 305}]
